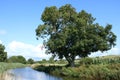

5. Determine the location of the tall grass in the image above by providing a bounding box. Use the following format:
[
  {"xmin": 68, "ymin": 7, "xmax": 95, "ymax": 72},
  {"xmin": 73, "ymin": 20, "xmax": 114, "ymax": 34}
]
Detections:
[
  {"xmin": 0, "ymin": 62, "xmax": 26, "ymax": 73},
  {"xmin": 0, "ymin": 62, "xmax": 26, "ymax": 80},
  {"xmin": 34, "ymin": 55, "xmax": 120, "ymax": 80},
  {"xmin": 79, "ymin": 55, "xmax": 120, "ymax": 65},
  {"xmin": 0, "ymin": 71, "xmax": 22, "ymax": 80},
  {"xmin": 51, "ymin": 63, "xmax": 120, "ymax": 80}
]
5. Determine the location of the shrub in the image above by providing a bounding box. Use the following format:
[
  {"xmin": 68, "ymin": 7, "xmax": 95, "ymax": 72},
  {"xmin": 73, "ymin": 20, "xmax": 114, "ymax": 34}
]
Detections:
[{"xmin": 79, "ymin": 57, "xmax": 93, "ymax": 65}]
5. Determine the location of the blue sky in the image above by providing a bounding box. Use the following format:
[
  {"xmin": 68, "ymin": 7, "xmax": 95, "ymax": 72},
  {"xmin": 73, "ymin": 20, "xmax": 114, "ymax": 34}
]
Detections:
[{"xmin": 0, "ymin": 0, "xmax": 120, "ymax": 60}]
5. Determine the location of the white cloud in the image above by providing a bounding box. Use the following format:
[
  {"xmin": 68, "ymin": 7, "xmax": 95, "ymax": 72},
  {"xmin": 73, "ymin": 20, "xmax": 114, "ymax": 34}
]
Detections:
[
  {"xmin": 89, "ymin": 47, "xmax": 120, "ymax": 57},
  {"xmin": 0, "ymin": 29, "xmax": 7, "ymax": 35},
  {"xmin": 0, "ymin": 40, "xmax": 2, "ymax": 44},
  {"xmin": 6, "ymin": 41, "xmax": 51, "ymax": 61},
  {"xmin": 6, "ymin": 41, "xmax": 120, "ymax": 60}
]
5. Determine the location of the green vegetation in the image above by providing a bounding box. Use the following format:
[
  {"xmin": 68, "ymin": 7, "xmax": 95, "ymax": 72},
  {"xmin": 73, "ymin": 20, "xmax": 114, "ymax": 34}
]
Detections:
[
  {"xmin": 0, "ymin": 62, "xmax": 26, "ymax": 73},
  {"xmin": 0, "ymin": 62, "xmax": 27, "ymax": 80},
  {"xmin": 0, "ymin": 44, "xmax": 7, "ymax": 62},
  {"xmin": 59, "ymin": 63, "xmax": 120, "ymax": 80},
  {"xmin": 79, "ymin": 55, "xmax": 120, "ymax": 65},
  {"xmin": 7, "ymin": 55, "xmax": 26, "ymax": 64},
  {"xmin": 34, "ymin": 55, "xmax": 120, "ymax": 80},
  {"xmin": 27, "ymin": 58, "xmax": 34, "ymax": 64},
  {"xmin": 35, "ymin": 4, "xmax": 116, "ymax": 67}
]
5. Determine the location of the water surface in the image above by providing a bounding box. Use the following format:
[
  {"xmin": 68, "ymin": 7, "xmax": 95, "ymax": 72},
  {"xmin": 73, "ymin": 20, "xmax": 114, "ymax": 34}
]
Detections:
[{"xmin": 8, "ymin": 67, "xmax": 62, "ymax": 80}]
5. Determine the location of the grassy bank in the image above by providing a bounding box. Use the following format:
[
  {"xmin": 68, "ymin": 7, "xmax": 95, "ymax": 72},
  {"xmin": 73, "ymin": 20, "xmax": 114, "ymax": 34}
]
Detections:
[
  {"xmin": 0, "ymin": 62, "xmax": 26, "ymax": 73},
  {"xmin": 0, "ymin": 62, "xmax": 27, "ymax": 80},
  {"xmin": 53, "ymin": 63, "xmax": 120, "ymax": 80},
  {"xmin": 33, "ymin": 55, "xmax": 120, "ymax": 80}
]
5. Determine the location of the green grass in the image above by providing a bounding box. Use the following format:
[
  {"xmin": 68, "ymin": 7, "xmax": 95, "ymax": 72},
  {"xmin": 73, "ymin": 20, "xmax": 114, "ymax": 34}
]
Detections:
[
  {"xmin": 54, "ymin": 63, "xmax": 120, "ymax": 80},
  {"xmin": 0, "ymin": 62, "xmax": 26, "ymax": 73},
  {"xmin": 33, "ymin": 55, "xmax": 120, "ymax": 80}
]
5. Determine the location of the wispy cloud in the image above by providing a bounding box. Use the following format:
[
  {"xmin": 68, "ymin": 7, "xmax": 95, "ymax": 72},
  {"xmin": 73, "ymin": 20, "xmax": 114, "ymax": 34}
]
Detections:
[
  {"xmin": 6, "ymin": 41, "xmax": 51, "ymax": 61},
  {"xmin": 0, "ymin": 29, "xmax": 7, "ymax": 35}
]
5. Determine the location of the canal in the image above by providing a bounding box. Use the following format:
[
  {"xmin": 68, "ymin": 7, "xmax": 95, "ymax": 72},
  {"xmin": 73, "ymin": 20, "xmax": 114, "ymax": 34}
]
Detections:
[{"xmin": 7, "ymin": 67, "xmax": 62, "ymax": 80}]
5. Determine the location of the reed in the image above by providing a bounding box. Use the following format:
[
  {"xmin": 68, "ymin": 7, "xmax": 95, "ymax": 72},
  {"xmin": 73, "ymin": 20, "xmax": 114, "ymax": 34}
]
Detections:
[
  {"xmin": 0, "ymin": 71, "xmax": 22, "ymax": 80},
  {"xmin": 0, "ymin": 62, "xmax": 26, "ymax": 73},
  {"xmin": 0, "ymin": 62, "xmax": 26, "ymax": 80}
]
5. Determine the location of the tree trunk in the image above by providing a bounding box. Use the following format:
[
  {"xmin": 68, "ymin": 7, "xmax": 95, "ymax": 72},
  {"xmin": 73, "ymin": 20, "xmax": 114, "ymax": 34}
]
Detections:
[
  {"xmin": 64, "ymin": 55, "xmax": 75, "ymax": 67},
  {"xmin": 68, "ymin": 59, "xmax": 75, "ymax": 67}
]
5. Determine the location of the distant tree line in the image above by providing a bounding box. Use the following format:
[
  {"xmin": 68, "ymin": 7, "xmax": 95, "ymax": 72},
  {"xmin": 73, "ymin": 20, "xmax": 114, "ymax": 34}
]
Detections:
[
  {"xmin": 0, "ymin": 43, "xmax": 34, "ymax": 64},
  {"xmin": 7, "ymin": 56, "xmax": 34, "ymax": 64}
]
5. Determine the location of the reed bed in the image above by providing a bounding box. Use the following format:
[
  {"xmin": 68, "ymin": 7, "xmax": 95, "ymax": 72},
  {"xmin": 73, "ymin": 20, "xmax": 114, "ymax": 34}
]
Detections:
[
  {"xmin": 0, "ymin": 62, "xmax": 26, "ymax": 73},
  {"xmin": 0, "ymin": 62, "xmax": 26, "ymax": 80}
]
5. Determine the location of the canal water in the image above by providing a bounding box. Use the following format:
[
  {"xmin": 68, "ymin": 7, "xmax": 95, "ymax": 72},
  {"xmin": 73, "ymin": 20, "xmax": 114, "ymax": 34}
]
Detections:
[{"xmin": 7, "ymin": 67, "xmax": 62, "ymax": 80}]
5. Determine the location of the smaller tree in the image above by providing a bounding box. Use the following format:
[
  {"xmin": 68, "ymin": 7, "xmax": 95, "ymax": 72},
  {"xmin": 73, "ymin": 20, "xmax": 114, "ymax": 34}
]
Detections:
[
  {"xmin": 17, "ymin": 55, "xmax": 26, "ymax": 64},
  {"xmin": 40, "ymin": 59, "xmax": 47, "ymax": 63},
  {"xmin": 0, "ymin": 44, "xmax": 7, "ymax": 62},
  {"xmin": 27, "ymin": 58, "xmax": 34, "ymax": 64},
  {"xmin": 8, "ymin": 55, "xmax": 26, "ymax": 64}
]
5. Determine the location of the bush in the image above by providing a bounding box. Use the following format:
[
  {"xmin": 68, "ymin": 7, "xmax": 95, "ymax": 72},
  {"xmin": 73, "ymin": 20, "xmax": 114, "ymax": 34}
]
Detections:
[
  {"xmin": 27, "ymin": 58, "xmax": 34, "ymax": 64},
  {"xmin": 8, "ymin": 55, "xmax": 26, "ymax": 64},
  {"xmin": 79, "ymin": 57, "xmax": 93, "ymax": 65},
  {"xmin": 51, "ymin": 63, "xmax": 120, "ymax": 80}
]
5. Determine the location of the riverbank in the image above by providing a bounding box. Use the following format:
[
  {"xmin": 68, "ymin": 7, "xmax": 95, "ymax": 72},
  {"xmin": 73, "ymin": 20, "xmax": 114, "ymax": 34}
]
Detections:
[
  {"xmin": 0, "ymin": 62, "xmax": 27, "ymax": 73},
  {"xmin": 33, "ymin": 55, "xmax": 120, "ymax": 80},
  {"xmin": 0, "ymin": 62, "xmax": 27, "ymax": 80}
]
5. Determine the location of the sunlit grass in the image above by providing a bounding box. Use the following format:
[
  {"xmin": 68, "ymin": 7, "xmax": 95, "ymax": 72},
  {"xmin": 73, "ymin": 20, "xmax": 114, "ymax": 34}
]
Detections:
[
  {"xmin": 33, "ymin": 55, "xmax": 120, "ymax": 80},
  {"xmin": 0, "ymin": 62, "xmax": 26, "ymax": 73},
  {"xmin": 0, "ymin": 62, "xmax": 26, "ymax": 80}
]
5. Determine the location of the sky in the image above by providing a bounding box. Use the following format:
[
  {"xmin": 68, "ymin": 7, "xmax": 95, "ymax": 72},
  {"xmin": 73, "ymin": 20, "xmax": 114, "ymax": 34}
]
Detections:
[{"xmin": 0, "ymin": 0, "xmax": 120, "ymax": 61}]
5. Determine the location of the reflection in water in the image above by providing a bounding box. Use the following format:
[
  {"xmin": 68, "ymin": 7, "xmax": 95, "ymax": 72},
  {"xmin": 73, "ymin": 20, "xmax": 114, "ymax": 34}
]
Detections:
[
  {"xmin": 0, "ymin": 71, "xmax": 21, "ymax": 80},
  {"xmin": 7, "ymin": 67, "xmax": 62, "ymax": 80}
]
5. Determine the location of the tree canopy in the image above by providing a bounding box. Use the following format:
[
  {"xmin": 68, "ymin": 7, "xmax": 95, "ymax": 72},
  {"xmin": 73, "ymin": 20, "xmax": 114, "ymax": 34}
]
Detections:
[
  {"xmin": 27, "ymin": 58, "xmax": 34, "ymax": 64},
  {"xmin": 8, "ymin": 55, "xmax": 26, "ymax": 64},
  {"xmin": 0, "ymin": 44, "xmax": 7, "ymax": 62},
  {"xmin": 36, "ymin": 4, "xmax": 116, "ymax": 67}
]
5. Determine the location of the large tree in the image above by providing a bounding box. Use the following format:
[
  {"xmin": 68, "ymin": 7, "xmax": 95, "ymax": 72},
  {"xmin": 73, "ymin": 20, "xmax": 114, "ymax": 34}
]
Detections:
[
  {"xmin": 36, "ymin": 4, "xmax": 116, "ymax": 67},
  {"xmin": 0, "ymin": 44, "xmax": 7, "ymax": 62}
]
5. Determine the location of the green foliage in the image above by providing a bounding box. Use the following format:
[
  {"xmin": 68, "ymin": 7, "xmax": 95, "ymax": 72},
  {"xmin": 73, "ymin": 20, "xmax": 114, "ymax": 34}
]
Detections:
[
  {"xmin": 34, "ymin": 65, "xmax": 62, "ymax": 73},
  {"xmin": 57, "ymin": 59, "xmax": 67, "ymax": 64},
  {"xmin": 36, "ymin": 4, "xmax": 116, "ymax": 67},
  {"xmin": 33, "ymin": 55, "xmax": 120, "ymax": 80},
  {"xmin": 0, "ymin": 62, "xmax": 26, "ymax": 73},
  {"xmin": 0, "ymin": 44, "xmax": 7, "ymax": 62},
  {"xmin": 40, "ymin": 59, "xmax": 47, "ymax": 63},
  {"xmin": 79, "ymin": 56, "xmax": 120, "ymax": 65},
  {"xmin": 27, "ymin": 58, "xmax": 34, "ymax": 64},
  {"xmin": 48, "ymin": 55, "xmax": 55, "ymax": 63},
  {"xmin": 51, "ymin": 63, "xmax": 120, "ymax": 80},
  {"xmin": 79, "ymin": 57, "xmax": 93, "ymax": 65},
  {"xmin": 8, "ymin": 55, "xmax": 26, "ymax": 64}
]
